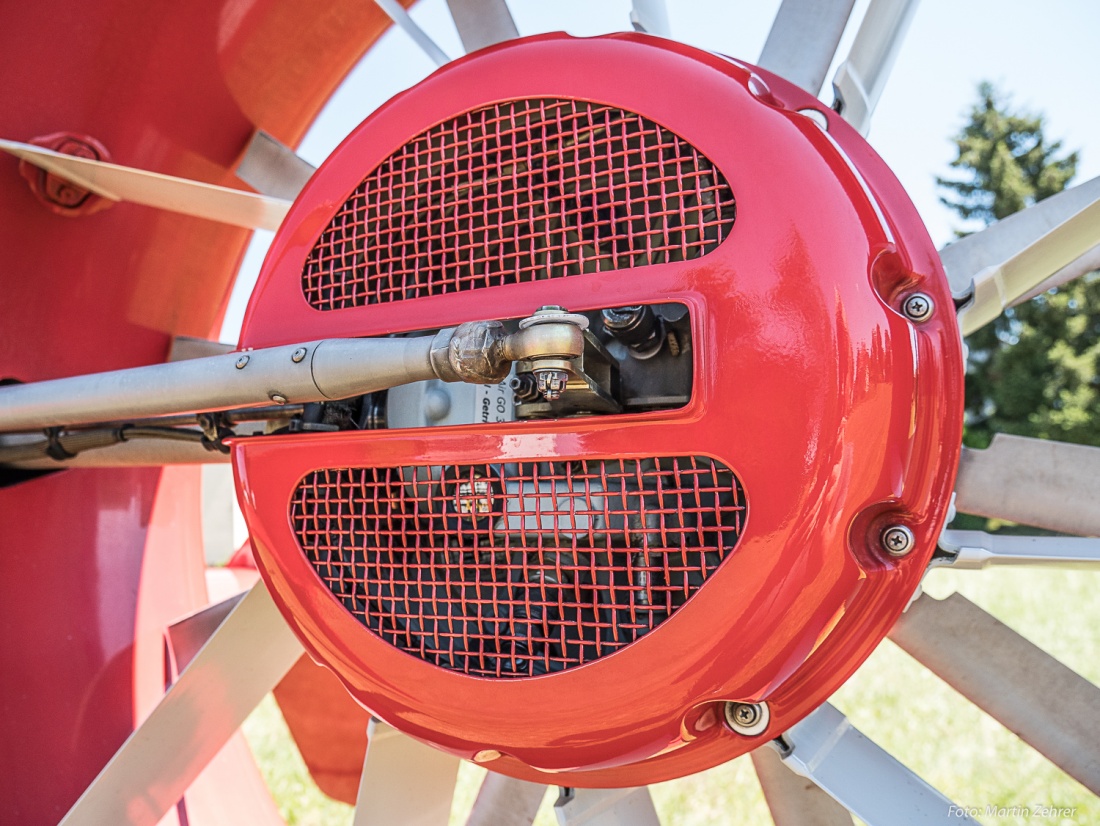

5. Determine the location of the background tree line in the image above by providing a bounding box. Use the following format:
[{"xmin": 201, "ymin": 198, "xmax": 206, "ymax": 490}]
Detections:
[{"xmin": 939, "ymin": 82, "xmax": 1098, "ymax": 450}]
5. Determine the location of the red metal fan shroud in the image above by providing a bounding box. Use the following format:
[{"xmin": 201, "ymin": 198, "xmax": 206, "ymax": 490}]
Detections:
[{"xmin": 236, "ymin": 33, "xmax": 964, "ymax": 787}]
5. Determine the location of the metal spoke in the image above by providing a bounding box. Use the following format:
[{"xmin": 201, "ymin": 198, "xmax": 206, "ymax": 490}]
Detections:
[
  {"xmin": 777, "ymin": 703, "xmax": 978, "ymax": 824},
  {"xmin": 831, "ymin": 0, "xmax": 920, "ymax": 135},
  {"xmin": 889, "ymin": 593, "xmax": 1100, "ymax": 794},
  {"xmin": 466, "ymin": 772, "xmax": 545, "ymax": 825},
  {"xmin": 352, "ymin": 720, "xmax": 460, "ymax": 825},
  {"xmin": 59, "ymin": 584, "xmax": 305, "ymax": 826},
  {"xmin": 553, "ymin": 787, "xmax": 660, "ymax": 826},
  {"xmin": 166, "ymin": 591, "xmax": 246, "ymax": 670},
  {"xmin": 0, "ymin": 138, "xmax": 291, "ymax": 230},
  {"xmin": 1012, "ymin": 241, "xmax": 1100, "ymax": 305},
  {"xmin": 939, "ymin": 175, "xmax": 1100, "ymax": 300},
  {"xmin": 751, "ymin": 747, "xmax": 854, "ymax": 825},
  {"xmin": 936, "ymin": 530, "xmax": 1100, "ymax": 569},
  {"xmin": 235, "ymin": 130, "xmax": 315, "ymax": 201},
  {"xmin": 956, "ymin": 196, "xmax": 1100, "ymax": 335},
  {"xmin": 757, "ymin": 0, "xmax": 857, "ymax": 97},
  {"xmin": 954, "ymin": 433, "xmax": 1100, "ymax": 536},
  {"xmin": 375, "ymin": 0, "xmax": 452, "ymax": 66},
  {"xmin": 629, "ymin": 0, "xmax": 671, "ymax": 37},
  {"xmin": 446, "ymin": 0, "xmax": 519, "ymax": 53}
]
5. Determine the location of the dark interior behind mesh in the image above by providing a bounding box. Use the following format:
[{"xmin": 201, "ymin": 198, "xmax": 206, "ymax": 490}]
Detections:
[
  {"xmin": 291, "ymin": 457, "xmax": 745, "ymax": 678},
  {"xmin": 301, "ymin": 99, "xmax": 736, "ymax": 310}
]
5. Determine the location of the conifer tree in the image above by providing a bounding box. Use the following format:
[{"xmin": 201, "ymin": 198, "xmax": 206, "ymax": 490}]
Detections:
[{"xmin": 938, "ymin": 83, "xmax": 1097, "ymax": 450}]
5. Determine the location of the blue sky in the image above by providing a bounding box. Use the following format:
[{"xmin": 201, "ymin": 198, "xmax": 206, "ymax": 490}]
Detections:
[{"xmin": 223, "ymin": 0, "xmax": 1100, "ymax": 340}]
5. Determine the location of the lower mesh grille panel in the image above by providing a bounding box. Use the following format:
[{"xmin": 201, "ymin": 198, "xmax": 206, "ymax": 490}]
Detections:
[
  {"xmin": 301, "ymin": 98, "xmax": 736, "ymax": 310},
  {"xmin": 292, "ymin": 457, "xmax": 745, "ymax": 678}
]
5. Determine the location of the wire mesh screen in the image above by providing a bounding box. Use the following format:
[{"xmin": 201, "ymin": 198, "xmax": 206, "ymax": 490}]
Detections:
[
  {"xmin": 292, "ymin": 457, "xmax": 745, "ymax": 678},
  {"xmin": 302, "ymin": 98, "xmax": 736, "ymax": 310}
]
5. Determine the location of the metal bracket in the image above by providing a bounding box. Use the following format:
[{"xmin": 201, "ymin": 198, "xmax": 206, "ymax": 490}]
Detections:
[
  {"xmin": 777, "ymin": 704, "xmax": 979, "ymax": 824},
  {"xmin": 935, "ymin": 529, "xmax": 1100, "ymax": 569},
  {"xmin": 553, "ymin": 786, "xmax": 660, "ymax": 826}
]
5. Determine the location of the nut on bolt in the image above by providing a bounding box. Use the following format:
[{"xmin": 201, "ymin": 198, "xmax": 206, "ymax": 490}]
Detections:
[
  {"xmin": 881, "ymin": 524, "xmax": 915, "ymax": 557},
  {"xmin": 902, "ymin": 292, "xmax": 934, "ymax": 322},
  {"xmin": 724, "ymin": 701, "xmax": 770, "ymax": 736}
]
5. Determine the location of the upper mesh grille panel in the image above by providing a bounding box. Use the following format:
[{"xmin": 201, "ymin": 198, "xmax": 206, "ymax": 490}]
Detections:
[
  {"xmin": 292, "ymin": 457, "xmax": 745, "ymax": 678},
  {"xmin": 302, "ymin": 99, "xmax": 736, "ymax": 310}
]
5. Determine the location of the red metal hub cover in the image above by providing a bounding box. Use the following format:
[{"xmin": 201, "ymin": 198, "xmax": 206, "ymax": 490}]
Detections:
[{"xmin": 236, "ymin": 32, "xmax": 964, "ymax": 786}]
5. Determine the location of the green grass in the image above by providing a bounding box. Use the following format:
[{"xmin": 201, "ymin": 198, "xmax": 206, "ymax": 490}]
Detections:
[{"xmin": 243, "ymin": 567, "xmax": 1099, "ymax": 825}]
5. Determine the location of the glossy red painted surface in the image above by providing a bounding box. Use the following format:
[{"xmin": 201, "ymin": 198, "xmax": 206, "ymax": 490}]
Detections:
[
  {"xmin": 238, "ymin": 34, "xmax": 964, "ymax": 786},
  {"xmin": 0, "ymin": 1, "xmax": 402, "ymax": 821}
]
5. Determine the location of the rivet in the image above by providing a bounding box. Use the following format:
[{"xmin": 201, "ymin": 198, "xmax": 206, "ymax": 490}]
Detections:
[
  {"xmin": 235, "ymin": 355, "xmax": 249, "ymax": 369},
  {"xmin": 902, "ymin": 292, "xmax": 934, "ymax": 322},
  {"xmin": 724, "ymin": 701, "xmax": 770, "ymax": 736},
  {"xmin": 291, "ymin": 347, "xmax": 307, "ymax": 363},
  {"xmin": 881, "ymin": 525, "xmax": 915, "ymax": 557}
]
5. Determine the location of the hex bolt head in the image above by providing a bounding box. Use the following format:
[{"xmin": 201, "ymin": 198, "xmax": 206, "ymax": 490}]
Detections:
[
  {"xmin": 291, "ymin": 347, "xmax": 307, "ymax": 363},
  {"xmin": 881, "ymin": 524, "xmax": 915, "ymax": 557},
  {"xmin": 902, "ymin": 292, "xmax": 934, "ymax": 322},
  {"xmin": 724, "ymin": 701, "xmax": 770, "ymax": 736},
  {"xmin": 235, "ymin": 355, "xmax": 250, "ymax": 369}
]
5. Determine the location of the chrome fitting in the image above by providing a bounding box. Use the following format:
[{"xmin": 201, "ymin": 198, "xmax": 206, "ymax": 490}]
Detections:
[
  {"xmin": 902, "ymin": 292, "xmax": 934, "ymax": 322},
  {"xmin": 882, "ymin": 524, "xmax": 916, "ymax": 557},
  {"xmin": 512, "ymin": 306, "xmax": 588, "ymax": 401},
  {"xmin": 724, "ymin": 701, "xmax": 770, "ymax": 736}
]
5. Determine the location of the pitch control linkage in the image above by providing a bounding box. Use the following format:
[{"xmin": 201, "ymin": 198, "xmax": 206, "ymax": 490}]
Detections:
[{"xmin": 0, "ymin": 306, "xmax": 587, "ymax": 434}]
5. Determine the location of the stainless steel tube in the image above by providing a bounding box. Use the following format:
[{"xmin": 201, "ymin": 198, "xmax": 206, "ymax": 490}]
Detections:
[
  {"xmin": 0, "ymin": 310, "xmax": 588, "ymax": 433},
  {"xmin": 0, "ymin": 336, "xmax": 437, "ymax": 432}
]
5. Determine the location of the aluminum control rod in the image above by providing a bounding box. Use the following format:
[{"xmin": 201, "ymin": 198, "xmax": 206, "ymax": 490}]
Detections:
[{"xmin": 0, "ymin": 309, "xmax": 586, "ymax": 433}]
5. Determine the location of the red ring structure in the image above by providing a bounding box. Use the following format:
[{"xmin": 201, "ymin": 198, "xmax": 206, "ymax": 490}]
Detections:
[{"xmin": 237, "ymin": 32, "xmax": 964, "ymax": 786}]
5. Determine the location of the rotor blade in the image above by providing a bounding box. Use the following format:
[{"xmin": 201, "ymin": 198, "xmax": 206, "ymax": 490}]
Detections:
[
  {"xmin": 939, "ymin": 176, "xmax": 1100, "ymax": 300},
  {"xmin": 59, "ymin": 584, "xmax": 305, "ymax": 826},
  {"xmin": 957, "ymin": 198, "xmax": 1100, "ymax": 336},
  {"xmin": 352, "ymin": 720, "xmax": 460, "ymax": 825},
  {"xmin": 758, "ymin": 0, "xmax": 857, "ymax": 97},
  {"xmin": 889, "ymin": 593, "xmax": 1100, "ymax": 794},
  {"xmin": 831, "ymin": 0, "xmax": 920, "ymax": 136},
  {"xmin": 375, "ymin": 0, "xmax": 452, "ymax": 66},
  {"xmin": 0, "ymin": 138, "xmax": 290, "ymax": 230},
  {"xmin": 937, "ymin": 530, "xmax": 1100, "ymax": 569},
  {"xmin": 751, "ymin": 747, "xmax": 854, "ymax": 826},
  {"xmin": 235, "ymin": 130, "xmax": 315, "ymax": 201},
  {"xmin": 954, "ymin": 433, "xmax": 1100, "ymax": 536},
  {"xmin": 629, "ymin": 0, "xmax": 671, "ymax": 37},
  {"xmin": 445, "ymin": 0, "xmax": 519, "ymax": 52},
  {"xmin": 552, "ymin": 786, "xmax": 660, "ymax": 825},
  {"xmin": 466, "ymin": 773, "xmax": 545, "ymax": 826},
  {"xmin": 778, "ymin": 703, "xmax": 978, "ymax": 824}
]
